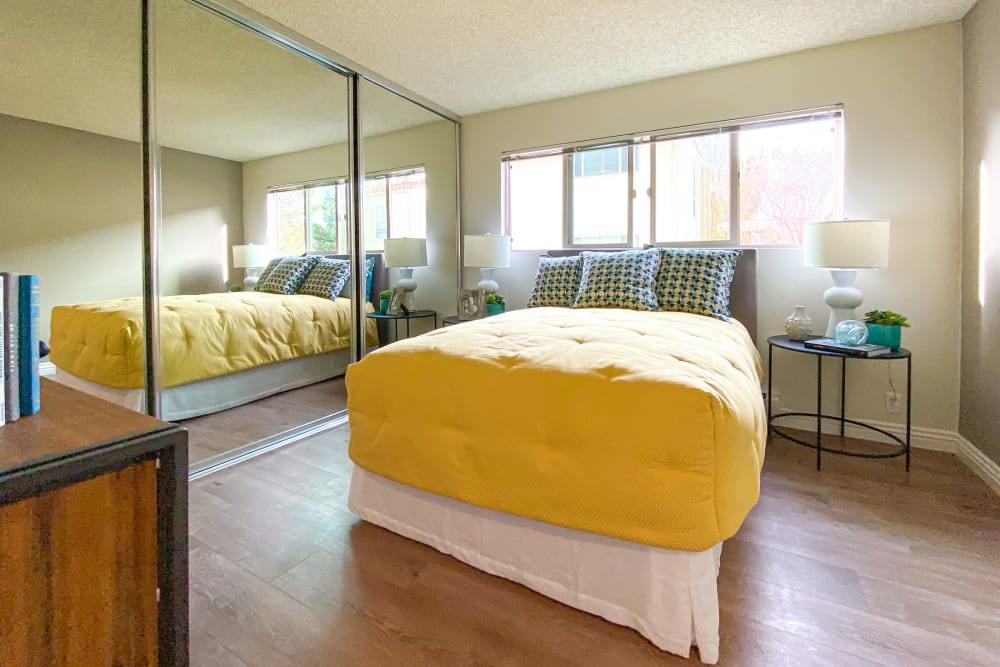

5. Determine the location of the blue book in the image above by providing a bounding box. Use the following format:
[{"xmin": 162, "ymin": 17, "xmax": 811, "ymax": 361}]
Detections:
[
  {"xmin": 18, "ymin": 275, "xmax": 40, "ymax": 415},
  {"xmin": 0, "ymin": 272, "xmax": 18, "ymax": 422}
]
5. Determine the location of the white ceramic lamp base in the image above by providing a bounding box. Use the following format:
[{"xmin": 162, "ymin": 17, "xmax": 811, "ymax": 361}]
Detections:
[
  {"xmin": 397, "ymin": 268, "xmax": 417, "ymax": 310},
  {"xmin": 823, "ymin": 269, "xmax": 864, "ymax": 337},
  {"xmin": 477, "ymin": 267, "xmax": 499, "ymax": 293},
  {"xmin": 243, "ymin": 267, "xmax": 260, "ymax": 290}
]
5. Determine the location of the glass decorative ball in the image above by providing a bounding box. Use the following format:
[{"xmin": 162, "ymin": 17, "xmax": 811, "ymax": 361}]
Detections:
[{"xmin": 835, "ymin": 319, "xmax": 868, "ymax": 345}]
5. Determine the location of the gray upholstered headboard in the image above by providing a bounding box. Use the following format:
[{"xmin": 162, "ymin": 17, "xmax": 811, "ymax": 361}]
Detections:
[{"xmin": 545, "ymin": 248, "xmax": 758, "ymax": 343}]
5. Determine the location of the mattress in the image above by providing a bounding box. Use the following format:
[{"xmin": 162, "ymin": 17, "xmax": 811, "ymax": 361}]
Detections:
[
  {"xmin": 50, "ymin": 292, "xmax": 376, "ymax": 389},
  {"xmin": 347, "ymin": 307, "xmax": 766, "ymax": 552}
]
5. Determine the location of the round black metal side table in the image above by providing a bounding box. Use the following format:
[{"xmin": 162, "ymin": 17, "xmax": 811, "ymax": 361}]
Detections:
[
  {"xmin": 367, "ymin": 309, "xmax": 437, "ymax": 341},
  {"xmin": 767, "ymin": 335, "xmax": 912, "ymax": 471}
]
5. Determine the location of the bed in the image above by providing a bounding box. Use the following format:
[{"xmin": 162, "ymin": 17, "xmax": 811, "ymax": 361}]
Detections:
[
  {"xmin": 50, "ymin": 253, "xmax": 385, "ymax": 420},
  {"xmin": 346, "ymin": 249, "xmax": 763, "ymax": 664}
]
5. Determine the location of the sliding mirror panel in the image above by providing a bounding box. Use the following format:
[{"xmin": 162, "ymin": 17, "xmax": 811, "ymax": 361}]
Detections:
[
  {"xmin": 361, "ymin": 80, "xmax": 459, "ymax": 346},
  {"xmin": 0, "ymin": 1, "xmax": 147, "ymax": 412},
  {"xmin": 154, "ymin": 0, "xmax": 357, "ymax": 467}
]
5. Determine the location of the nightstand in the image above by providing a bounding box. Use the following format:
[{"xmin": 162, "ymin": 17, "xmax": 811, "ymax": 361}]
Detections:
[
  {"xmin": 367, "ymin": 309, "xmax": 437, "ymax": 340},
  {"xmin": 442, "ymin": 315, "xmax": 463, "ymax": 326},
  {"xmin": 767, "ymin": 334, "xmax": 912, "ymax": 471}
]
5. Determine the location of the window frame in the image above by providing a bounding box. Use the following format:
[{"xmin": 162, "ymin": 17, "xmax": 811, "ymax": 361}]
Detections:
[
  {"xmin": 267, "ymin": 164, "xmax": 427, "ymax": 255},
  {"xmin": 502, "ymin": 105, "xmax": 844, "ymax": 251}
]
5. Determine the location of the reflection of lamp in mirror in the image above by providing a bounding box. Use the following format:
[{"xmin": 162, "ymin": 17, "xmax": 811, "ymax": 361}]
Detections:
[
  {"xmin": 384, "ymin": 237, "xmax": 428, "ymax": 310},
  {"xmin": 804, "ymin": 219, "xmax": 890, "ymax": 336},
  {"xmin": 232, "ymin": 243, "xmax": 272, "ymax": 290},
  {"xmin": 464, "ymin": 234, "xmax": 511, "ymax": 293}
]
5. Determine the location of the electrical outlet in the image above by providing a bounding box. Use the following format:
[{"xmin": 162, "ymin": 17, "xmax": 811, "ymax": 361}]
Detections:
[{"xmin": 885, "ymin": 391, "xmax": 901, "ymax": 414}]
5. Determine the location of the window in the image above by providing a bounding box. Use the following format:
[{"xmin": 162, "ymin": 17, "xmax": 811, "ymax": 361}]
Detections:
[
  {"xmin": 268, "ymin": 180, "xmax": 348, "ymax": 255},
  {"xmin": 363, "ymin": 167, "xmax": 427, "ymax": 251},
  {"xmin": 503, "ymin": 108, "xmax": 843, "ymax": 250},
  {"xmin": 267, "ymin": 166, "xmax": 426, "ymax": 255}
]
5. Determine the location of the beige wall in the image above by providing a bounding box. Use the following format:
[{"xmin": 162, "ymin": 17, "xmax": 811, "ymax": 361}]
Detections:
[
  {"xmin": 461, "ymin": 24, "xmax": 963, "ymax": 434},
  {"xmin": 0, "ymin": 114, "xmax": 243, "ymax": 340},
  {"xmin": 242, "ymin": 120, "xmax": 458, "ymax": 322},
  {"xmin": 961, "ymin": 0, "xmax": 1000, "ymax": 464}
]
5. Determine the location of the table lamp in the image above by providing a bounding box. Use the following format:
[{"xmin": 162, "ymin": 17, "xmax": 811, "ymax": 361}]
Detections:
[
  {"xmin": 384, "ymin": 237, "xmax": 428, "ymax": 310},
  {"xmin": 804, "ymin": 219, "xmax": 890, "ymax": 336},
  {"xmin": 232, "ymin": 243, "xmax": 272, "ymax": 290},
  {"xmin": 464, "ymin": 234, "xmax": 511, "ymax": 293}
]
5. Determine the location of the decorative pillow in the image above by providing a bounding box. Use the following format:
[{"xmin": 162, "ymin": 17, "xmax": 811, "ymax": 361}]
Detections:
[
  {"xmin": 652, "ymin": 248, "xmax": 743, "ymax": 320},
  {"xmin": 527, "ymin": 255, "xmax": 583, "ymax": 308},
  {"xmin": 297, "ymin": 257, "xmax": 351, "ymax": 299},
  {"xmin": 571, "ymin": 249, "xmax": 661, "ymax": 311},
  {"xmin": 337, "ymin": 256, "xmax": 376, "ymax": 302},
  {"xmin": 255, "ymin": 255, "xmax": 318, "ymax": 294},
  {"xmin": 254, "ymin": 257, "xmax": 282, "ymax": 288}
]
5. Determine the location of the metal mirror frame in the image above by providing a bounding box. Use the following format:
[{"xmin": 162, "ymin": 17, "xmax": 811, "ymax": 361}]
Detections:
[{"xmin": 139, "ymin": 0, "xmax": 462, "ymax": 418}]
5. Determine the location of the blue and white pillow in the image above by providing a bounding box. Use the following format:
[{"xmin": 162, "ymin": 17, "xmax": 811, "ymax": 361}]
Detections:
[
  {"xmin": 571, "ymin": 249, "xmax": 660, "ymax": 311},
  {"xmin": 527, "ymin": 255, "xmax": 583, "ymax": 308},
  {"xmin": 255, "ymin": 255, "xmax": 318, "ymax": 294},
  {"xmin": 652, "ymin": 248, "xmax": 742, "ymax": 320},
  {"xmin": 297, "ymin": 257, "xmax": 351, "ymax": 299},
  {"xmin": 254, "ymin": 257, "xmax": 282, "ymax": 287}
]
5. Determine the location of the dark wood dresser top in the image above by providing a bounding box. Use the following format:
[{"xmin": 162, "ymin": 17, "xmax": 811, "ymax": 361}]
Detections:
[{"xmin": 0, "ymin": 379, "xmax": 168, "ymax": 474}]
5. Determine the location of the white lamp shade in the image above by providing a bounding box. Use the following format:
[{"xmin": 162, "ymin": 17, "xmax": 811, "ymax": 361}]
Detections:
[
  {"xmin": 384, "ymin": 237, "xmax": 428, "ymax": 268},
  {"xmin": 464, "ymin": 234, "xmax": 511, "ymax": 268},
  {"xmin": 804, "ymin": 219, "xmax": 890, "ymax": 269},
  {"xmin": 232, "ymin": 243, "xmax": 271, "ymax": 269}
]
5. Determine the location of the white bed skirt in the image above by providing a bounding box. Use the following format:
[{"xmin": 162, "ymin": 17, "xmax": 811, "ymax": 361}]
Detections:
[
  {"xmin": 52, "ymin": 349, "xmax": 351, "ymax": 421},
  {"xmin": 348, "ymin": 468, "xmax": 723, "ymax": 663}
]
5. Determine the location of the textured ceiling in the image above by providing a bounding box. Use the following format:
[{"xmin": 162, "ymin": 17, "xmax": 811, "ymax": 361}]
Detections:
[
  {"xmin": 0, "ymin": 0, "xmax": 439, "ymax": 162},
  {"xmin": 241, "ymin": 0, "xmax": 976, "ymax": 116}
]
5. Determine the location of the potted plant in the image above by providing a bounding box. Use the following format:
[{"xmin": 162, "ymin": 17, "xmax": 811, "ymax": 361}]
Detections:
[
  {"xmin": 863, "ymin": 309, "xmax": 910, "ymax": 350},
  {"xmin": 486, "ymin": 293, "xmax": 506, "ymax": 316},
  {"xmin": 378, "ymin": 289, "xmax": 392, "ymax": 314}
]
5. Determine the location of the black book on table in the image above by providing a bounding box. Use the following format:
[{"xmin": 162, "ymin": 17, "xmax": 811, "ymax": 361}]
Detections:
[{"xmin": 803, "ymin": 337, "xmax": 892, "ymax": 358}]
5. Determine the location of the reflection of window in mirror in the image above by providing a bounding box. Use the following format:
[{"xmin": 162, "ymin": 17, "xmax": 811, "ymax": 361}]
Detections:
[
  {"xmin": 268, "ymin": 180, "xmax": 350, "ymax": 255},
  {"xmin": 362, "ymin": 167, "xmax": 427, "ymax": 250}
]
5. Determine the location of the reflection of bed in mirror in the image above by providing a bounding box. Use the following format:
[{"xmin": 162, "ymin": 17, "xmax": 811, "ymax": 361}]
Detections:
[{"xmin": 50, "ymin": 254, "xmax": 385, "ymax": 420}]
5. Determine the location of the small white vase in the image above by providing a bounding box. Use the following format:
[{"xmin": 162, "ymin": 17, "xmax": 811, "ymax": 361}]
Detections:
[{"xmin": 785, "ymin": 306, "xmax": 813, "ymax": 341}]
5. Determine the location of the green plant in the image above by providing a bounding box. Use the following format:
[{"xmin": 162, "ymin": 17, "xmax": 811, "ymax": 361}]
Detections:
[
  {"xmin": 864, "ymin": 310, "xmax": 910, "ymax": 327},
  {"xmin": 487, "ymin": 293, "xmax": 506, "ymax": 305},
  {"xmin": 227, "ymin": 284, "xmax": 244, "ymax": 292},
  {"xmin": 378, "ymin": 289, "xmax": 392, "ymax": 300}
]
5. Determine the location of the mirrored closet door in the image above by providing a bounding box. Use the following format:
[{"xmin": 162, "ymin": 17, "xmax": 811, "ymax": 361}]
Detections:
[
  {"xmin": 153, "ymin": 0, "xmax": 358, "ymax": 468},
  {"xmin": 0, "ymin": 1, "xmax": 147, "ymax": 412},
  {"xmin": 360, "ymin": 80, "xmax": 459, "ymax": 344}
]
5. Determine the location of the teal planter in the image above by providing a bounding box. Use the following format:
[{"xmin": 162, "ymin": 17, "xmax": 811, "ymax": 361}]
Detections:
[
  {"xmin": 486, "ymin": 303, "xmax": 505, "ymax": 316},
  {"xmin": 865, "ymin": 323, "xmax": 901, "ymax": 350},
  {"xmin": 379, "ymin": 298, "xmax": 389, "ymax": 314}
]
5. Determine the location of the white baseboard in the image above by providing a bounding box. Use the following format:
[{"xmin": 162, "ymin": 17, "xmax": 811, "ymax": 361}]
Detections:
[
  {"xmin": 770, "ymin": 413, "xmax": 956, "ymax": 452},
  {"xmin": 771, "ymin": 411, "xmax": 1000, "ymax": 495},
  {"xmin": 954, "ymin": 434, "xmax": 1000, "ymax": 496},
  {"xmin": 39, "ymin": 360, "xmax": 56, "ymax": 377}
]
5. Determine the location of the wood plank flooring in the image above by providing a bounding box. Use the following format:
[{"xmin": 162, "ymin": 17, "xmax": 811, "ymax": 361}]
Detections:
[
  {"xmin": 180, "ymin": 378, "xmax": 347, "ymax": 466},
  {"xmin": 189, "ymin": 429, "xmax": 1000, "ymax": 666}
]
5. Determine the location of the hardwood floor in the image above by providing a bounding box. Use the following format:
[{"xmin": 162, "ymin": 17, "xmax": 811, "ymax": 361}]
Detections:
[
  {"xmin": 180, "ymin": 378, "xmax": 348, "ymax": 466},
  {"xmin": 189, "ymin": 429, "xmax": 1000, "ymax": 666}
]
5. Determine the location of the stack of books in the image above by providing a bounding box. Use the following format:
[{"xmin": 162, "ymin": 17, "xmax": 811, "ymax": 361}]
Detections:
[
  {"xmin": 0, "ymin": 272, "xmax": 41, "ymax": 426},
  {"xmin": 803, "ymin": 337, "xmax": 892, "ymax": 358}
]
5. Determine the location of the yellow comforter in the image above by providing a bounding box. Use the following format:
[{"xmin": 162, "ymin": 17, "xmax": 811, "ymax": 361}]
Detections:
[
  {"xmin": 51, "ymin": 292, "xmax": 377, "ymax": 389},
  {"xmin": 348, "ymin": 307, "xmax": 766, "ymax": 552}
]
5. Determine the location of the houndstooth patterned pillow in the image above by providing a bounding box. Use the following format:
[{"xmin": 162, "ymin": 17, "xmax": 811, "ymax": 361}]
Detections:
[
  {"xmin": 255, "ymin": 255, "xmax": 318, "ymax": 294},
  {"xmin": 652, "ymin": 248, "xmax": 742, "ymax": 320},
  {"xmin": 297, "ymin": 257, "xmax": 351, "ymax": 299},
  {"xmin": 572, "ymin": 249, "xmax": 660, "ymax": 311},
  {"xmin": 254, "ymin": 257, "xmax": 282, "ymax": 288},
  {"xmin": 527, "ymin": 255, "xmax": 583, "ymax": 307}
]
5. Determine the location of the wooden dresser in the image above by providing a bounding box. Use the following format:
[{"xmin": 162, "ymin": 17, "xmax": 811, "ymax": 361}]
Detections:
[{"xmin": 0, "ymin": 379, "xmax": 188, "ymax": 666}]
